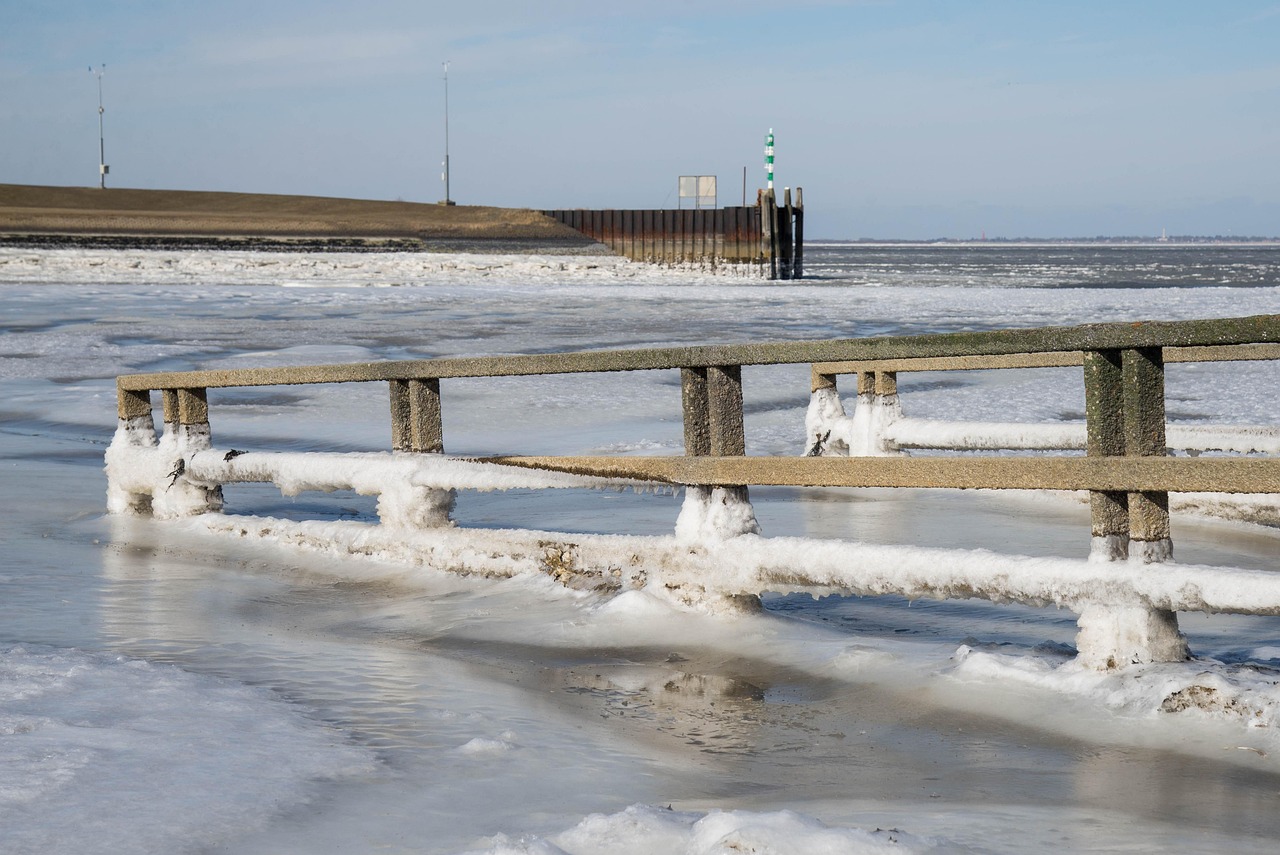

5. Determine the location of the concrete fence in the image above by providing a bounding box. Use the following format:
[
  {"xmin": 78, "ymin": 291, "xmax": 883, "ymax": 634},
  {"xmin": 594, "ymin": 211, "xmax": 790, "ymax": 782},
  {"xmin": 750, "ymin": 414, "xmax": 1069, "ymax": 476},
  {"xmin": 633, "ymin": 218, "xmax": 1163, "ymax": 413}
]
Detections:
[{"xmin": 108, "ymin": 314, "xmax": 1280, "ymax": 670}]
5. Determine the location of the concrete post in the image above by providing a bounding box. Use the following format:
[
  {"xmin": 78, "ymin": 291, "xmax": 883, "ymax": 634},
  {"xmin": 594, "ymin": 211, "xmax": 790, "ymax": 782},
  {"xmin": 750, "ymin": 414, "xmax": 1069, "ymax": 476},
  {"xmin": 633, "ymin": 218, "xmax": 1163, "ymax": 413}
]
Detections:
[
  {"xmin": 152, "ymin": 387, "xmax": 223, "ymax": 517},
  {"xmin": 389, "ymin": 380, "xmax": 411, "ymax": 451},
  {"xmin": 676, "ymin": 365, "xmax": 759, "ymax": 542},
  {"xmin": 848, "ymin": 370, "xmax": 902, "ymax": 456},
  {"xmin": 804, "ymin": 368, "xmax": 904, "ymax": 458},
  {"xmin": 160, "ymin": 388, "xmax": 180, "ymax": 449},
  {"xmin": 1076, "ymin": 347, "xmax": 1187, "ymax": 669},
  {"xmin": 409, "ymin": 378, "xmax": 444, "ymax": 454},
  {"xmin": 805, "ymin": 371, "xmax": 844, "ymax": 456},
  {"xmin": 681, "ymin": 367, "xmax": 711, "ymax": 457},
  {"xmin": 1124, "ymin": 347, "xmax": 1173, "ymax": 562},
  {"xmin": 106, "ymin": 386, "xmax": 158, "ymax": 514},
  {"xmin": 707, "ymin": 365, "xmax": 746, "ymax": 457},
  {"xmin": 1083, "ymin": 349, "xmax": 1128, "ymax": 560},
  {"xmin": 386, "ymin": 378, "xmax": 453, "ymax": 527}
]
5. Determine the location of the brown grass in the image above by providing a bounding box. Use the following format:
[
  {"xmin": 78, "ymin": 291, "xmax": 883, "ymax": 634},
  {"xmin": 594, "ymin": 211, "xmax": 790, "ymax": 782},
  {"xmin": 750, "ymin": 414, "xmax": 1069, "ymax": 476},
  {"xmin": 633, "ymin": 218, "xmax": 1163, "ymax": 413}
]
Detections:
[{"xmin": 0, "ymin": 184, "xmax": 582, "ymax": 241}]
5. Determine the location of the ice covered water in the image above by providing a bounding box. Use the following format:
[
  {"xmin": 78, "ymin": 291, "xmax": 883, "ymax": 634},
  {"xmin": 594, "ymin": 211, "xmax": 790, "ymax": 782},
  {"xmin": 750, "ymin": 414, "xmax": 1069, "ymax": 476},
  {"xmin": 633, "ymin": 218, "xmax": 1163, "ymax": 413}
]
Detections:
[{"xmin": 1, "ymin": 244, "xmax": 1279, "ymax": 853}]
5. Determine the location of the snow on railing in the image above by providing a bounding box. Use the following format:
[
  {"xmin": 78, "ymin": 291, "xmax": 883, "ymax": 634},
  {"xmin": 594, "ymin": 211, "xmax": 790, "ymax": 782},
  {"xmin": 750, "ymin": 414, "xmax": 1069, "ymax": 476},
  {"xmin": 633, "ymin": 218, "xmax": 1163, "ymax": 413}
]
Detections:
[
  {"xmin": 107, "ymin": 315, "xmax": 1280, "ymax": 670},
  {"xmin": 806, "ymin": 344, "xmax": 1280, "ymax": 458}
]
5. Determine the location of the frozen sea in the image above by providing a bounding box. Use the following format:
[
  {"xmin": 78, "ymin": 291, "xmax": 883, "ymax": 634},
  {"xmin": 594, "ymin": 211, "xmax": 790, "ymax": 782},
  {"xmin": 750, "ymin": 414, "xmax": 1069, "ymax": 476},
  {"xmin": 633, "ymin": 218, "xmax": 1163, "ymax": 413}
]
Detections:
[{"xmin": 1, "ymin": 242, "xmax": 1279, "ymax": 854}]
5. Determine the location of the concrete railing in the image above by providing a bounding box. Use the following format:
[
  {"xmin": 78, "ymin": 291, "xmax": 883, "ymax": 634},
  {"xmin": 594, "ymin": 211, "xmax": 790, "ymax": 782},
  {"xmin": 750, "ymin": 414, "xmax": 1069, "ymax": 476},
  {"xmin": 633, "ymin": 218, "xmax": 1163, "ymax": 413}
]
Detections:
[
  {"xmin": 107, "ymin": 314, "xmax": 1280, "ymax": 670},
  {"xmin": 805, "ymin": 343, "xmax": 1280, "ymax": 458}
]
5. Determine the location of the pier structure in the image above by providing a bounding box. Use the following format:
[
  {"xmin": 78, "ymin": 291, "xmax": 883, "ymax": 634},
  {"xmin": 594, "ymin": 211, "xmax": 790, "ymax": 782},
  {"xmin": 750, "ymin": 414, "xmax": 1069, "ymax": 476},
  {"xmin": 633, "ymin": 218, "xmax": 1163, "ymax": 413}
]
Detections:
[
  {"xmin": 107, "ymin": 315, "xmax": 1279, "ymax": 670},
  {"xmin": 544, "ymin": 187, "xmax": 803, "ymax": 278}
]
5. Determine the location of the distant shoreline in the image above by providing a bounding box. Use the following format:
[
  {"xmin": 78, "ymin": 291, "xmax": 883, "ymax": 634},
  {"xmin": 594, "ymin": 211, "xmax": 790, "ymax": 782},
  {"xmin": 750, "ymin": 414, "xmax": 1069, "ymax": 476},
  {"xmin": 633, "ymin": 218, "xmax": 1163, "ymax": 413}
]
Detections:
[{"xmin": 807, "ymin": 238, "xmax": 1280, "ymax": 248}]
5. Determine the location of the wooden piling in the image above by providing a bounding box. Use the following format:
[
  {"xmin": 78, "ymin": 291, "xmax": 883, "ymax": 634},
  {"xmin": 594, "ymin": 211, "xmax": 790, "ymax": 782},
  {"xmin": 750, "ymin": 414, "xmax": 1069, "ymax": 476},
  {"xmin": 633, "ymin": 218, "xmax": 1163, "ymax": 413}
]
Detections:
[
  {"xmin": 779, "ymin": 189, "xmax": 794, "ymax": 280},
  {"xmin": 793, "ymin": 188, "xmax": 804, "ymax": 279}
]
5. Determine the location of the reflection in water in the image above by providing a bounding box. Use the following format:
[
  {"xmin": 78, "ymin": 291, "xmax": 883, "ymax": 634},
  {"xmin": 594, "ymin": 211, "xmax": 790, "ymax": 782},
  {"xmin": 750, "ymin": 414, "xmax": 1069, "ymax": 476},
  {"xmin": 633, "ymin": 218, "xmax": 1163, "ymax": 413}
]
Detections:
[{"xmin": 94, "ymin": 512, "xmax": 1280, "ymax": 852}]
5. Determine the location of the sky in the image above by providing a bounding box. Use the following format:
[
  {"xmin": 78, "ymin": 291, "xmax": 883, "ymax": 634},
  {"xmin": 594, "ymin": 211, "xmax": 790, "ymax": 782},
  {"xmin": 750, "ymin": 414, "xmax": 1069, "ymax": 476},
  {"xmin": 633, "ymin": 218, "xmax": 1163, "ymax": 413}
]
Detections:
[{"xmin": 3, "ymin": 1, "xmax": 1280, "ymax": 239}]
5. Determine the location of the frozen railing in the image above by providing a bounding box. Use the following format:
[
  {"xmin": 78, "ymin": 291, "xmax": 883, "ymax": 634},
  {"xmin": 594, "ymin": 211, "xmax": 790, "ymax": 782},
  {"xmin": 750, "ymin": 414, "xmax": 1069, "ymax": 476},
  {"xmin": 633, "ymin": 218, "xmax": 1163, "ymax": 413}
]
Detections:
[
  {"xmin": 107, "ymin": 314, "xmax": 1280, "ymax": 670},
  {"xmin": 804, "ymin": 343, "xmax": 1280, "ymax": 458}
]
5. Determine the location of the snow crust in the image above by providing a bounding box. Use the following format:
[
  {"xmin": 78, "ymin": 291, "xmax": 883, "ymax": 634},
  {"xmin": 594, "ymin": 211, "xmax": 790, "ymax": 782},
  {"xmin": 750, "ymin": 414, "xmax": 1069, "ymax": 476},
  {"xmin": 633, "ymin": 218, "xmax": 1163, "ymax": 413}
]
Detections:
[
  {"xmin": 0, "ymin": 248, "xmax": 657, "ymax": 287},
  {"xmin": 186, "ymin": 510, "xmax": 1280, "ymax": 622},
  {"xmin": 948, "ymin": 644, "xmax": 1280, "ymax": 746},
  {"xmin": 0, "ymin": 646, "xmax": 375, "ymax": 855},
  {"xmin": 457, "ymin": 804, "xmax": 946, "ymax": 855}
]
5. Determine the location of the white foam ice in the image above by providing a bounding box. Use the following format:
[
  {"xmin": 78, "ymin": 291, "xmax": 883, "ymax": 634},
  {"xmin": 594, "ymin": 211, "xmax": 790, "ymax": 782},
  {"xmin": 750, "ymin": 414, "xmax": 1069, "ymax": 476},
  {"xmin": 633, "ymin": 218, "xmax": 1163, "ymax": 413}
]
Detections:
[
  {"xmin": 456, "ymin": 804, "xmax": 949, "ymax": 854},
  {"xmin": 0, "ymin": 248, "xmax": 697, "ymax": 288}
]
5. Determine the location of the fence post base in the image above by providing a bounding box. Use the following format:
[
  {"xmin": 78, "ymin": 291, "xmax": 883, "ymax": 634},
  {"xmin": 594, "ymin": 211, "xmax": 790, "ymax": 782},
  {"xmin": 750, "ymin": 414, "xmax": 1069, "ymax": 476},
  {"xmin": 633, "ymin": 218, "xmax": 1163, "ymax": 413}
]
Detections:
[
  {"xmin": 1075, "ymin": 604, "xmax": 1189, "ymax": 670},
  {"xmin": 106, "ymin": 415, "xmax": 159, "ymax": 514},
  {"xmin": 377, "ymin": 483, "xmax": 456, "ymax": 529},
  {"xmin": 804, "ymin": 371, "xmax": 904, "ymax": 457},
  {"xmin": 151, "ymin": 388, "xmax": 223, "ymax": 518},
  {"xmin": 675, "ymin": 485, "xmax": 760, "ymax": 543},
  {"xmin": 804, "ymin": 386, "xmax": 845, "ymax": 455}
]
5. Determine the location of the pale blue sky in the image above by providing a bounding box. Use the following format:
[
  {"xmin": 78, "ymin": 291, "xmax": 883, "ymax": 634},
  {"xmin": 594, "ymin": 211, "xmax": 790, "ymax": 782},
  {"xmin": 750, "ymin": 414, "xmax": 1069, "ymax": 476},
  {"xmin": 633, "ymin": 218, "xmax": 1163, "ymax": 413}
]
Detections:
[{"xmin": 4, "ymin": 1, "xmax": 1280, "ymax": 238}]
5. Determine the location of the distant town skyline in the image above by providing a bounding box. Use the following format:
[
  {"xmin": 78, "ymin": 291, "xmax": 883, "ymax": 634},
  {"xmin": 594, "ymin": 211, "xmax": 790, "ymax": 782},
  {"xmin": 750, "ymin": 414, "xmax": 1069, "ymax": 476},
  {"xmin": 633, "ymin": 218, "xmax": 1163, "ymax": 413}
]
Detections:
[{"xmin": 4, "ymin": 1, "xmax": 1280, "ymax": 240}]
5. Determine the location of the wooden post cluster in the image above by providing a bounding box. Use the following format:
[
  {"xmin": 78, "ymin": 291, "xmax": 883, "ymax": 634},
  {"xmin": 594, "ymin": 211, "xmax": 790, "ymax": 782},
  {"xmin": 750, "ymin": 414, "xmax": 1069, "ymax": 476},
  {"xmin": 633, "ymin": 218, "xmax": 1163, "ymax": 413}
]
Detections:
[{"xmin": 759, "ymin": 188, "xmax": 804, "ymax": 281}]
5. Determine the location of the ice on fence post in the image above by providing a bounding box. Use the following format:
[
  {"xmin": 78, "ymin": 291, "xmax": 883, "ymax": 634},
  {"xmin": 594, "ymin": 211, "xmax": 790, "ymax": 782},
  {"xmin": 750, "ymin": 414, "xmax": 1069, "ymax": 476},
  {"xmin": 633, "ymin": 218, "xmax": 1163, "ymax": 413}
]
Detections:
[
  {"xmin": 811, "ymin": 369, "xmax": 903, "ymax": 457},
  {"xmin": 105, "ymin": 387, "xmax": 159, "ymax": 514},
  {"xmin": 676, "ymin": 485, "xmax": 760, "ymax": 542},
  {"xmin": 376, "ymin": 483, "xmax": 456, "ymax": 529},
  {"xmin": 804, "ymin": 371, "xmax": 845, "ymax": 456},
  {"xmin": 1075, "ymin": 606, "xmax": 1188, "ymax": 670},
  {"xmin": 676, "ymin": 366, "xmax": 760, "ymax": 542},
  {"xmin": 383, "ymin": 377, "xmax": 454, "ymax": 528},
  {"xmin": 150, "ymin": 387, "xmax": 224, "ymax": 518},
  {"xmin": 1076, "ymin": 348, "xmax": 1187, "ymax": 669},
  {"xmin": 862, "ymin": 370, "xmax": 903, "ymax": 456}
]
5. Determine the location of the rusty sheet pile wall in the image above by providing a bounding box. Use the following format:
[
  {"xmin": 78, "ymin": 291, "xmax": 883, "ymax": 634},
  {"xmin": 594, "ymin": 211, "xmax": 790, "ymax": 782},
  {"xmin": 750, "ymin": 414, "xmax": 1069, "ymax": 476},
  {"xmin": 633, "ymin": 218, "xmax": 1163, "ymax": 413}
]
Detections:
[{"xmin": 545, "ymin": 188, "xmax": 802, "ymax": 279}]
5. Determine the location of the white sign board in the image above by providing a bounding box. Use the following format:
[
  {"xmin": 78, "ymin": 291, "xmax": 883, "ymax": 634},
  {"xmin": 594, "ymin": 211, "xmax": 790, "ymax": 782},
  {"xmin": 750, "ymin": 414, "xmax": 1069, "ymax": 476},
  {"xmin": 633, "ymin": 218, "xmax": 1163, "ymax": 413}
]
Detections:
[{"xmin": 678, "ymin": 175, "xmax": 717, "ymax": 209}]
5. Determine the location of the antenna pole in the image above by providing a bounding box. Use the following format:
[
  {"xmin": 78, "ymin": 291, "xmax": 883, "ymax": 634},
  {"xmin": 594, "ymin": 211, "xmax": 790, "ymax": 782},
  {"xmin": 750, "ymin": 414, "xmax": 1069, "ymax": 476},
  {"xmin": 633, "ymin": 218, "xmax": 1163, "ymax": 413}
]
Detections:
[
  {"xmin": 92, "ymin": 64, "xmax": 108, "ymax": 188},
  {"xmin": 441, "ymin": 60, "xmax": 452, "ymax": 205}
]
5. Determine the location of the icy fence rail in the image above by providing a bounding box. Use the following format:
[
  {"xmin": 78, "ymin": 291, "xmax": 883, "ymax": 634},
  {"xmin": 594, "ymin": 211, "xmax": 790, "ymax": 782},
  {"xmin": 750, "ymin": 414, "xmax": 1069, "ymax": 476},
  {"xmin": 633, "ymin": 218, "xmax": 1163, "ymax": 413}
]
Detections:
[{"xmin": 107, "ymin": 314, "xmax": 1280, "ymax": 670}]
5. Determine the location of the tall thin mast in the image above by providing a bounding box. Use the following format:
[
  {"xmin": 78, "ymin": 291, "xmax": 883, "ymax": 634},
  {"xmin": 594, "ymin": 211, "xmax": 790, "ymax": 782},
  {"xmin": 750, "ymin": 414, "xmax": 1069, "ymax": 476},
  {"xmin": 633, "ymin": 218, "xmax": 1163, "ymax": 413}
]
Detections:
[
  {"xmin": 442, "ymin": 61, "xmax": 451, "ymax": 204},
  {"xmin": 92, "ymin": 64, "xmax": 108, "ymax": 188}
]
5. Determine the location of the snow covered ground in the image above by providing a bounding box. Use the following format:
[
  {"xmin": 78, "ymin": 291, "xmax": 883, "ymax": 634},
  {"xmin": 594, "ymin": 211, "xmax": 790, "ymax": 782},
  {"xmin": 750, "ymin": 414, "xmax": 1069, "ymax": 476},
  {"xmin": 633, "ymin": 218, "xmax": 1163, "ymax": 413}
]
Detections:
[{"xmin": 1, "ymin": 243, "xmax": 1279, "ymax": 853}]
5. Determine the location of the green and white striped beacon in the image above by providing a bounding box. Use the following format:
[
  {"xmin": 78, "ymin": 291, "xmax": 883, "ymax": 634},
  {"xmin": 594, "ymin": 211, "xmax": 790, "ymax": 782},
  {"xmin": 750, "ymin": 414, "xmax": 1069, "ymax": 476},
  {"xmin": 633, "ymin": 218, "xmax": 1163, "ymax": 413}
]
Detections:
[{"xmin": 764, "ymin": 128, "xmax": 775, "ymax": 190}]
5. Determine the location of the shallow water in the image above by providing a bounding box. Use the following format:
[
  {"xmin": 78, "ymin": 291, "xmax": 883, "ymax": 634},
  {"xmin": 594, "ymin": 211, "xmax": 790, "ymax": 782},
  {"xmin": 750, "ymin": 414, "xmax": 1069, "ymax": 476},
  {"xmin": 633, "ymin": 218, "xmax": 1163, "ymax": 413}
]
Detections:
[{"xmin": 2, "ymin": 244, "xmax": 1279, "ymax": 853}]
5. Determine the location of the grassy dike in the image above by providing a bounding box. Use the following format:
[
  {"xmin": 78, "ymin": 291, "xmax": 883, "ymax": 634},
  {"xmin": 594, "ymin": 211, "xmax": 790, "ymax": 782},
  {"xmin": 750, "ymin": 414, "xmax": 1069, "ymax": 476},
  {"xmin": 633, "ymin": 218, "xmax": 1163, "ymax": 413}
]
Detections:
[{"xmin": 0, "ymin": 184, "xmax": 598, "ymax": 252}]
